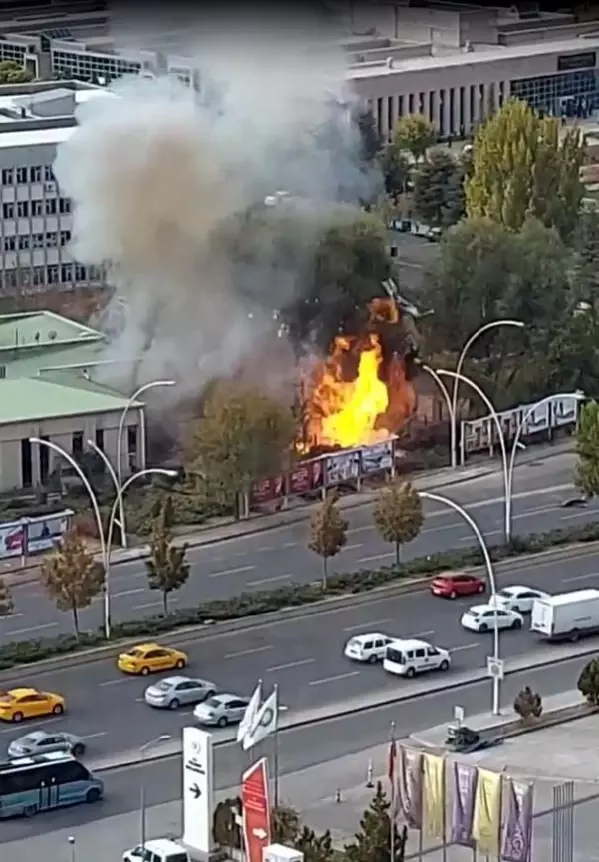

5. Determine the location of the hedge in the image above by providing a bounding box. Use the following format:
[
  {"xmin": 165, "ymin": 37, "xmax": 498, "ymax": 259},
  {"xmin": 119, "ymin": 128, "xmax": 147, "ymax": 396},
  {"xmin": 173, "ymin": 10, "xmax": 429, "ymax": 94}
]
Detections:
[{"xmin": 1, "ymin": 520, "xmax": 599, "ymax": 670}]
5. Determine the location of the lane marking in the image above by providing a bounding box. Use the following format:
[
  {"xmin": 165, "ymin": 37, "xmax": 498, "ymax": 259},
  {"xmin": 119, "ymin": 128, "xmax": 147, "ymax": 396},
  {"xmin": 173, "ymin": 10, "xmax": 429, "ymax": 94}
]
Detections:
[
  {"xmin": 266, "ymin": 658, "xmax": 315, "ymax": 672},
  {"xmin": 247, "ymin": 575, "xmax": 291, "ymax": 587},
  {"xmin": 563, "ymin": 572, "xmax": 599, "ymax": 583},
  {"xmin": 357, "ymin": 552, "xmax": 394, "ymax": 564},
  {"xmin": 459, "ymin": 530, "xmax": 502, "ymax": 544},
  {"xmin": 0, "ymin": 716, "xmax": 63, "ymax": 735},
  {"xmin": 209, "ymin": 565, "xmax": 255, "ymax": 579},
  {"xmin": 343, "ymin": 619, "xmax": 391, "ymax": 632},
  {"xmin": 99, "ymin": 678, "xmax": 130, "ymax": 687},
  {"xmin": 112, "ymin": 588, "xmax": 145, "ymax": 598},
  {"xmin": 560, "ymin": 510, "xmax": 597, "ymax": 521},
  {"xmin": 309, "ymin": 671, "xmax": 360, "ymax": 686},
  {"xmin": 342, "ymin": 543, "xmax": 364, "ymax": 552},
  {"xmin": 224, "ymin": 646, "xmax": 273, "ymax": 659},
  {"xmin": 4, "ymin": 622, "xmax": 57, "ymax": 636},
  {"xmin": 82, "ymin": 731, "xmax": 108, "ymax": 741},
  {"xmin": 133, "ymin": 598, "xmax": 179, "ymax": 611},
  {"xmin": 451, "ymin": 642, "xmax": 480, "ymax": 652},
  {"xmin": 409, "ymin": 630, "xmax": 436, "ymax": 638},
  {"xmin": 281, "ymin": 542, "xmax": 297, "ymax": 549}
]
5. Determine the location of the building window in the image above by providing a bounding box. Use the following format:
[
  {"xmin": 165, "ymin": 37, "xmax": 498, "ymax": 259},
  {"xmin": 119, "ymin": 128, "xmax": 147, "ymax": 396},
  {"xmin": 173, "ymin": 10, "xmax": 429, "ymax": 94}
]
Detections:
[
  {"xmin": 32, "ymin": 233, "xmax": 44, "ymax": 248},
  {"xmin": 16, "ymin": 167, "xmax": 28, "ymax": 184},
  {"xmin": 47, "ymin": 264, "xmax": 59, "ymax": 283},
  {"xmin": 21, "ymin": 438, "xmax": 32, "ymax": 488},
  {"xmin": 459, "ymin": 86, "xmax": 465, "ymax": 132},
  {"xmin": 18, "ymin": 235, "xmax": 29, "ymax": 250},
  {"xmin": 3, "ymin": 236, "xmax": 15, "ymax": 251},
  {"xmin": 428, "ymin": 91, "xmax": 435, "ymax": 124},
  {"xmin": 59, "ymin": 230, "xmax": 71, "ymax": 246},
  {"xmin": 95, "ymin": 428, "xmax": 104, "ymax": 451},
  {"xmin": 439, "ymin": 90, "xmax": 446, "ymax": 136},
  {"xmin": 44, "ymin": 166, "xmax": 54, "ymax": 182},
  {"xmin": 29, "ymin": 166, "xmax": 42, "ymax": 183},
  {"xmin": 16, "ymin": 201, "xmax": 29, "ymax": 218},
  {"xmin": 4, "ymin": 270, "xmax": 16, "ymax": 289},
  {"xmin": 2, "ymin": 203, "xmax": 14, "ymax": 219},
  {"xmin": 75, "ymin": 264, "xmax": 87, "ymax": 281},
  {"xmin": 449, "ymin": 88, "xmax": 456, "ymax": 135},
  {"xmin": 1, "ymin": 168, "xmax": 13, "ymax": 184},
  {"xmin": 45, "ymin": 199, "xmax": 57, "ymax": 215},
  {"xmin": 60, "ymin": 263, "xmax": 73, "ymax": 281},
  {"xmin": 398, "ymin": 94, "xmax": 404, "ymax": 117},
  {"xmin": 418, "ymin": 92, "xmax": 425, "ymax": 114},
  {"xmin": 39, "ymin": 435, "xmax": 49, "ymax": 485},
  {"xmin": 408, "ymin": 93, "xmax": 414, "ymax": 113},
  {"xmin": 46, "ymin": 232, "xmax": 57, "ymax": 248},
  {"xmin": 31, "ymin": 200, "xmax": 43, "ymax": 216},
  {"xmin": 72, "ymin": 431, "xmax": 84, "ymax": 459},
  {"xmin": 32, "ymin": 266, "xmax": 44, "ymax": 285},
  {"xmin": 58, "ymin": 198, "xmax": 71, "ymax": 214}
]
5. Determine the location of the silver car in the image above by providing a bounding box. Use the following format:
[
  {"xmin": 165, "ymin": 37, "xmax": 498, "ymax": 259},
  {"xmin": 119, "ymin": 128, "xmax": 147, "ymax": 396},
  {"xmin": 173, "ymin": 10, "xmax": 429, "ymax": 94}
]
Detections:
[
  {"xmin": 193, "ymin": 693, "xmax": 250, "ymax": 727},
  {"xmin": 8, "ymin": 730, "xmax": 86, "ymax": 759},
  {"xmin": 144, "ymin": 676, "xmax": 216, "ymax": 710}
]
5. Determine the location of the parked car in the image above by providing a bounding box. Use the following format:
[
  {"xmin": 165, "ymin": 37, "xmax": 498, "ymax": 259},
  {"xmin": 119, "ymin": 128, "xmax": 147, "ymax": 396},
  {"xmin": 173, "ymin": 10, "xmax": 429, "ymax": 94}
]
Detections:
[{"xmin": 431, "ymin": 572, "xmax": 485, "ymax": 599}]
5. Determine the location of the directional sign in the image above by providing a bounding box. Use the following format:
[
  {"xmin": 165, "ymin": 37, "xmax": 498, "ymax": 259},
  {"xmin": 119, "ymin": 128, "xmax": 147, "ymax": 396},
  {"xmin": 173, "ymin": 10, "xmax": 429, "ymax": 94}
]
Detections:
[
  {"xmin": 487, "ymin": 657, "xmax": 504, "ymax": 680},
  {"xmin": 182, "ymin": 727, "xmax": 214, "ymax": 855},
  {"xmin": 242, "ymin": 757, "xmax": 271, "ymax": 862}
]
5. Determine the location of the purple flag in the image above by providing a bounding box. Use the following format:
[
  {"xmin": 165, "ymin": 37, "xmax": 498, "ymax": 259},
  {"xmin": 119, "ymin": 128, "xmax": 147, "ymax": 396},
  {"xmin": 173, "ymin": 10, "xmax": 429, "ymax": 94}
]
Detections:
[
  {"xmin": 397, "ymin": 747, "xmax": 423, "ymax": 829},
  {"xmin": 501, "ymin": 779, "xmax": 533, "ymax": 862},
  {"xmin": 451, "ymin": 762, "xmax": 478, "ymax": 846}
]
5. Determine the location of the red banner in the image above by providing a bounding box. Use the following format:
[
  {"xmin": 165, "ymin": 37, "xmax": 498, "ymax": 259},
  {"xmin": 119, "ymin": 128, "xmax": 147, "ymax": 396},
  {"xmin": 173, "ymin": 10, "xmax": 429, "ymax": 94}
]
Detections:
[
  {"xmin": 250, "ymin": 475, "xmax": 284, "ymax": 506},
  {"xmin": 288, "ymin": 458, "xmax": 324, "ymax": 495},
  {"xmin": 242, "ymin": 757, "xmax": 271, "ymax": 862}
]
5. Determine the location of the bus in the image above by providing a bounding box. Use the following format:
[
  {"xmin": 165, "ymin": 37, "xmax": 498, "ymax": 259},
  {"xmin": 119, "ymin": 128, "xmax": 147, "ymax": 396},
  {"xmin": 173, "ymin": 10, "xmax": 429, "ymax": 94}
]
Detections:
[{"xmin": 0, "ymin": 750, "xmax": 104, "ymax": 818}]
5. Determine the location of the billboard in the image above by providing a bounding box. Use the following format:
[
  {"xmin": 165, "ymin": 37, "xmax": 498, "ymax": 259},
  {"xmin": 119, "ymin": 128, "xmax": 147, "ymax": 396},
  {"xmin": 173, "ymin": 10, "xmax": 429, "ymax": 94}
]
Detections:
[
  {"xmin": 325, "ymin": 449, "xmax": 361, "ymax": 486},
  {"xmin": 0, "ymin": 510, "xmax": 72, "ymax": 560},
  {"xmin": 242, "ymin": 757, "xmax": 271, "ymax": 862},
  {"xmin": 182, "ymin": 726, "xmax": 214, "ymax": 855}
]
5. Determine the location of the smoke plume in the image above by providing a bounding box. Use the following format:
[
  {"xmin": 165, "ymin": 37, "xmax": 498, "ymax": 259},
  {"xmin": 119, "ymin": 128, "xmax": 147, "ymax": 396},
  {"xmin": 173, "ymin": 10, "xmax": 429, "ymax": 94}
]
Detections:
[{"xmin": 53, "ymin": 6, "xmax": 377, "ymax": 402}]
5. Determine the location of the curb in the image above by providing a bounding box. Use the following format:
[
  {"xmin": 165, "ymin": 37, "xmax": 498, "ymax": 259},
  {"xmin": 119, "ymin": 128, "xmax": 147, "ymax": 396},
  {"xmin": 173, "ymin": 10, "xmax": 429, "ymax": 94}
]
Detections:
[{"xmin": 91, "ymin": 645, "xmax": 599, "ymax": 773}]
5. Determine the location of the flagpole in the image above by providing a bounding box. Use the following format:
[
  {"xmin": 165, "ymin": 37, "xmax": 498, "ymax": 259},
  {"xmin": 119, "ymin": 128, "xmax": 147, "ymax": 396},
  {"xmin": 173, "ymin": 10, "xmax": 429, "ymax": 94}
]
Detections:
[
  {"xmin": 273, "ymin": 684, "xmax": 280, "ymax": 809},
  {"xmin": 389, "ymin": 721, "xmax": 396, "ymax": 862}
]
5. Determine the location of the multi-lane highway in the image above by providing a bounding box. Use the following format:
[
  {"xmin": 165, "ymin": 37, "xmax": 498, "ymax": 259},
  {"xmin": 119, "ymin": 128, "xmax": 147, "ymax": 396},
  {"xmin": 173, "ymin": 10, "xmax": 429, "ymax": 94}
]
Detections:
[
  {"xmin": 0, "ymin": 653, "xmax": 589, "ymax": 842},
  {"xmin": 2, "ymin": 450, "xmax": 594, "ymax": 640}
]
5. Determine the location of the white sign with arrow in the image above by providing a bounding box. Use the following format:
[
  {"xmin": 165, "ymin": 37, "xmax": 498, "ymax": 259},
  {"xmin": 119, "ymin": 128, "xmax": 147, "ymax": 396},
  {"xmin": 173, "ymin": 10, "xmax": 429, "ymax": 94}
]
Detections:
[
  {"xmin": 253, "ymin": 828, "xmax": 268, "ymax": 840},
  {"xmin": 182, "ymin": 726, "xmax": 214, "ymax": 855}
]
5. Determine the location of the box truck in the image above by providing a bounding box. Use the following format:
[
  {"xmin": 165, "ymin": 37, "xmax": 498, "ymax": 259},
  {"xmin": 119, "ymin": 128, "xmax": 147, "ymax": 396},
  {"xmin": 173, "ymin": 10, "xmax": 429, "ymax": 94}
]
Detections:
[{"xmin": 530, "ymin": 589, "xmax": 599, "ymax": 641}]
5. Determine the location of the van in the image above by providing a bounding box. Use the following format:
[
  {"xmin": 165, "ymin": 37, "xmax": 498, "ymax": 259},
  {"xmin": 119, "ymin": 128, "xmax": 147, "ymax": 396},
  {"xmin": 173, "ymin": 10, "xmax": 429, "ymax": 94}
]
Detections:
[
  {"xmin": 382, "ymin": 637, "xmax": 451, "ymax": 678},
  {"xmin": 123, "ymin": 839, "xmax": 190, "ymax": 862}
]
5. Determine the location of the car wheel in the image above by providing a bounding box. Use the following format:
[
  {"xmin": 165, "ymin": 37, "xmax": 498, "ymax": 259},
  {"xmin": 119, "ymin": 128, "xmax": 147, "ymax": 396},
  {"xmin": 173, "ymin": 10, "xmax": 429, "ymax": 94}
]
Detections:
[
  {"xmin": 217, "ymin": 716, "xmax": 228, "ymax": 727},
  {"xmin": 52, "ymin": 704, "xmax": 64, "ymax": 715},
  {"xmin": 86, "ymin": 788, "xmax": 101, "ymax": 803},
  {"xmin": 368, "ymin": 654, "xmax": 377, "ymax": 664},
  {"xmin": 405, "ymin": 667, "xmax": 416, "ymax": 678},
  {"xmin": 571, "ymin": 629, "xmax": 580, "ymax": 643},
  {"xmin": 72, "ymin": 743, "xmax": 85, "ymax": 757},
  {"xmin": 12, "ymin": 711, "xmax": 23, "ymax": 722},
  {"xmin": 440, "ymin": 660, "xmax": 449, "ymax": 671},
  {"xmin": 479, "ymin": 623, "xmax": 488, "ymax": 633},
  {"xmin": 205, "ymin": 690, "xmax": 215, "ymax": 700},
  {"xmin": 23, "ymin": 804, "xmax": 37, "ymax": 817},
  {"xmin": 511, "ymin": 618, "xmax": 522, "ymax": 630},
  {"xmin": 140, "ymin": 666, "xmax": 150, "ymax": 676},
  {"xmin": 449, "ymin": 591, "xmax": 457, "ymax": 599},
  {"xmin": 169, "ymin": 699, "xmax": 180, "ymax": 710},
  {"xmin": 175, "ymin": 659, "xmax": 186, "ymax": 669}
]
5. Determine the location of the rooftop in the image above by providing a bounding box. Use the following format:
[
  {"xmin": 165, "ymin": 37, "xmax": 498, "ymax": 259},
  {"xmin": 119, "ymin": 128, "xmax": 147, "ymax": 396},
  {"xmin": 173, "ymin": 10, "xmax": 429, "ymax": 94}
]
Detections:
[
  {"xmin": 0, "ymin": 311, "xmax": 104, "ymax": 353},
  {"xmin": 0, "ymin": 376, "xmax": 142, "ymax": 425}
]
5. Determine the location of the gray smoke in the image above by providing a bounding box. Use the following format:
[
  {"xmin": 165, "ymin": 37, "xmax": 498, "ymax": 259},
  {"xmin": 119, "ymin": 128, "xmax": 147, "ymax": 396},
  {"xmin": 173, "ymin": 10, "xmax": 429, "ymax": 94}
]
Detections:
[{"xmin": 53, "ymin": 7, "xmax": 376, "ymax": 401}]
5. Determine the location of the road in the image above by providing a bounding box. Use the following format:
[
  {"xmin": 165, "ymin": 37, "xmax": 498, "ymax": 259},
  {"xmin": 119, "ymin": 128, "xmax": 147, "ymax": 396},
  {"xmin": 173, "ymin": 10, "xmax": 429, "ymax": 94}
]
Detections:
[
  {"xmin": 0, "ymin": 654, "xmax": 588, "ymax": 842},
  {"xmin": 0, "ymin": 541, "xmax": 597, "ymax": 771},
  {"xmin": 2, "ymin": 450, "xmax": 594, "ymax": 639}
]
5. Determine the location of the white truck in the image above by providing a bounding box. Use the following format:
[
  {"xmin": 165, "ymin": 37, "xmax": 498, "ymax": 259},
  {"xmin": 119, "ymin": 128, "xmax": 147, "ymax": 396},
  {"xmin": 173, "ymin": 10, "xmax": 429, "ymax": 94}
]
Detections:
[{"xmin": 530, "ymin": 589, "xmax": 599, "ymax": 641}]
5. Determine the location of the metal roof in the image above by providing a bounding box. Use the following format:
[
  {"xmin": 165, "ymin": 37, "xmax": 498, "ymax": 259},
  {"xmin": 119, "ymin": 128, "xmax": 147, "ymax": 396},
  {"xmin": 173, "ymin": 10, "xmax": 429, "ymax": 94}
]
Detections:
[{"xmin": 0, "ymin": 311, "xmax": 104, "ymax": 352}]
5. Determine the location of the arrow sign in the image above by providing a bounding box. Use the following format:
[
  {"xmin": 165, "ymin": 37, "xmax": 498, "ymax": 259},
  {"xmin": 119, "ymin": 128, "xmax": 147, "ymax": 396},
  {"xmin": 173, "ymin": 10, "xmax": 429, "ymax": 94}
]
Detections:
[
  {"xmin": 252, "ymin": 828, "xmax": 267, "ymax": 839},
  {"xmin": 189, "ymin": 783, "xmax": 202, "ymax": 799},
  {"xmin": 242, "ymin": 758, "xmax": 271, "ymax": 862}
]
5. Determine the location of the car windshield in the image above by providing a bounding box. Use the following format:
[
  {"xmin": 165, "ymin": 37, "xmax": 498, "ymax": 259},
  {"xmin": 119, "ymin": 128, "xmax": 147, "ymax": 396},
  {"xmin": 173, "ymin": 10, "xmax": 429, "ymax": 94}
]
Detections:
[
  {"xmin": 347, "ymin": 638, "xmax": 361, "ymax": 648},
  {"xmin": 20, "ymin": 735, "xmax": 39, "ymax": 745},
  {"xmin": 498, "ymin": 589, "xmax": 513, "ymax": 598},
  {"xmin": 469, "ymin": 610, "xmax": 480, "ymax": 617},
  {"xmin": 154, "ymin": 681, "xmax": 172, "ymax": 692},
  {"xmin": 203, "ymin": 698, "xmax": 222, "ymax": 709},
  {"xmin": 129, "ymin": 649, "xmax": 144, "ymax": 657}
]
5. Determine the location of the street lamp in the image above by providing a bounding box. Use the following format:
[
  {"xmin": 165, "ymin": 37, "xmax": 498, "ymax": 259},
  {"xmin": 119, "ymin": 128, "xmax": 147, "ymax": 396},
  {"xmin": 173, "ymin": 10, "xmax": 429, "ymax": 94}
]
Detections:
[
  {"xmin": 29, "ymin": 437, "xmax": 175, "ymax": 639},
  {"xmin": 418, "ymin": 363, "xmax": 456, "ymax": 466},
  {"xmin": 419, "ymin": 490, "xmax": 502, "ymax": 715},
  {"xmin": 450, "ymin": 320, "xmax": 524, "ymax": 468},
  {"xmin": 505, "ymin": 391, "xmax": 585, "ymax": 542},
  {"xmin": 140, "ymin": 735, "xmax": 171, "ymax": 851},
  {"xmin": 115, "ymin": 379, "xmax": 176, "ymax": 549}
]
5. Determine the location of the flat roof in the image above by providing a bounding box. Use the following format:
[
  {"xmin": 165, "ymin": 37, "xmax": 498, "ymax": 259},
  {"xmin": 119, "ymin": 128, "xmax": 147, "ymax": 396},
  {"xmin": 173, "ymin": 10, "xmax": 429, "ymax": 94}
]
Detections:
[
  {"xmin": 0, "ymin": 377, "xmax": 142, "ymax": 425},
  {"xmin": 0, "ymin": 124, "xmax": 75, "ymax": 149},
  {"xmin": 347, "ymin": 34, "xmax": 599, "ymax": 79},
  {"xmin": 0, "ymin": 311, "xmax": 103, "ymax": 352}
]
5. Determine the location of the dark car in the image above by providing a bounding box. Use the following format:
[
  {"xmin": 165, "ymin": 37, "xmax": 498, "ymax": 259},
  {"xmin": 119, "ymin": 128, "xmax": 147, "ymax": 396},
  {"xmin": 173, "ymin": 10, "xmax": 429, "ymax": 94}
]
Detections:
[{"xmin": 431, "ymin": 572, "xmax": 485, "ymax": 599}]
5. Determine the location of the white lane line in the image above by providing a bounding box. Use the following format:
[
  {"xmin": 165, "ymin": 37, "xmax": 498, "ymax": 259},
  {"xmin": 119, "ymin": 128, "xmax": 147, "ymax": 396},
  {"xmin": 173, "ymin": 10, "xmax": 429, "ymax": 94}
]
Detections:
[
  {"xmin": 563, "ymin": 572, "xmax": 599, "ymax": 583},
  {"xmin": 112, "ymin": 588, "xmax": 145, "ymax": 598},
  {"xmin": 357, "ymin": 552, "xmax": 394, "ymax": 564},
  {"xmin": 247, "ymin": 575, "xmax": 291, "ymax": 587},
  {"xmin": 4, "ymin": 622, "xmax": 58, "ymax": 636},
  {"xmin": 99, "ymin": 678, "xmax": 129, "ymax": 687},
  {"xmin": 133, "ymin": 598, "xmax": 179, "ymax": 611},
  {"xmin": 266, "ymin": 658, "xmax": 315, "ymax": 672},
  {"xmin": 409, "ymin": 630, "xmax": 435, "ymax": 638},
  {"xmin": 342, "ymin": 543, "xmax": 364, "ymax": 552},
  {"xmin": 561, "ymin": 510, "xmax": 597, "ymax": 521},
  {"xmin": 309, "ymin": 671, "xmax": 360, "ymax": 687},
  {"xmin": 0, "ymin": 716, "xmax": 64, "ymax": 735},
  {"xmin": 281, "ymin": 542, "xmax": 297, "ymax": 549},
  {"xmin": 209, "ymin": 565, "xmax": 255, "ymax": 579},
  {"xmin": 82, "ymin": 732, "xmax": 108, "ymax": 741},
  {"xmin": 459, "ymin": 529, "xmax": 502, "ymax": 544},
  {"xmin": 343, "ymin": 619, "xmax": 391, "ymax": 632},
  {"xmin": 451, "ymin": 642, "xmax": 480, "ymax": 653},
  {"xmin": 224, "ymin": 646, "xmax": 273, "ymax": 659}
]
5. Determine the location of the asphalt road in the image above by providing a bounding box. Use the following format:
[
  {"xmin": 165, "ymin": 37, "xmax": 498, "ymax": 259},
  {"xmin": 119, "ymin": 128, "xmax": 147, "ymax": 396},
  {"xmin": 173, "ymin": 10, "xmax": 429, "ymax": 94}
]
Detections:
[
  {"xmin": 0, "ymin": 654, "xmax": 587, "ymax": 841},
  {"xmin": 2, "ymin": 450, "xmax": 593, "ymax": 640},
  {"xmin": 0, "ymin": 541, "xmax": 597, "ymax": 772}
]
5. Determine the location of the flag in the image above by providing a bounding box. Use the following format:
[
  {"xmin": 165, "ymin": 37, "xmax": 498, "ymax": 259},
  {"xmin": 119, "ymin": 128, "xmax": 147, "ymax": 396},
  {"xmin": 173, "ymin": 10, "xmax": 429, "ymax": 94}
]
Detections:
[
  {"xmin": 472, "ymin": 768, "xmax": 501, "ymax": 857},
  {"xmin": 501, "ymin": 779, "xmax": 533, "ymax": 862},
  {"xmin": 397, "ymin": 747, "xmax": 422, "ymax": 829},
  {"xmin": 451, "ymin": 762, "xmax": 477, "ymax": 847},
  {"xmin": 422, "ymin": 753, "xmax": 445, "ymax": 839},
  {"xmin": 242, "ymin": 686, "xmax": 278, "ymax": 751},
  {"xmin": 237, "ymin": 680, "xmax": 262, "ymax": 744},
  {"xmin": 388, "ymin": 736, "xmax": 398, "ymax": 817}
]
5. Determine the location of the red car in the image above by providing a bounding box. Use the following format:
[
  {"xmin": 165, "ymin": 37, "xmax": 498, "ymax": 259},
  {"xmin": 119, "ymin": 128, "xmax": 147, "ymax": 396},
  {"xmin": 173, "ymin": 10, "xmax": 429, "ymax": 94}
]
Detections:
[{"xmin": 431, "ymin": 572, "xmax": 485, "ymax": 599}]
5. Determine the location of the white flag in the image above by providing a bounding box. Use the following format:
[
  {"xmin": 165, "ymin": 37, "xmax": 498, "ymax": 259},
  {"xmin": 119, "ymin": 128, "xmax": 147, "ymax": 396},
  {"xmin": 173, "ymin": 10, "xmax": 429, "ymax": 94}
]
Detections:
[
  {"xmin": 237, "ymin": 680, "xmax": 262, "ymax": 744},
  {"xmin": 242, "ymin": 687, "xmax": 278, "ymax": 751}
]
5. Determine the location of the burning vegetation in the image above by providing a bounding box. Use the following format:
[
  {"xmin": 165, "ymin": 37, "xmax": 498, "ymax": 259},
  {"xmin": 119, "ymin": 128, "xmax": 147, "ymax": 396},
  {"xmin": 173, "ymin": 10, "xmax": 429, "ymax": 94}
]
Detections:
[{"xmin": 300, "ymin": 298, "xmax": 418, "ymax": 452}]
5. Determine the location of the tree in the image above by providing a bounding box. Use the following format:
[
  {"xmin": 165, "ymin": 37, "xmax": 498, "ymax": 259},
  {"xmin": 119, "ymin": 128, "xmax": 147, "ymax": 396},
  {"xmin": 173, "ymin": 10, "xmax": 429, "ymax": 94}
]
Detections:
[
  {"xmin": 373, "ymin": 481, "xmax": 423, "ymax": 564},
  {"xmin": 392, "ymin": 114, "xmax": 436, "ymax": 162},
  {"xmin": 413, "ymin": 150, "xmax": 466, "ymax": 228},
  {"xmin": 356, "ymin": 109, "xmax": 381, "ymax": 163},
  {"xmin": 345, "ymin": 781, "xmax": 408, "ymax": 862},
  {"xmin": 379, "ymin": 146, "xmax": 411, "ymax": 200},
  {"xmin": 578, "ymin": 656, "xmax": 599, "ymax": 704},
  {"xmin": 272, "ymin": 805, "xmax": 301, "ymax": 844},
  {"xmin": 575, "ymin": 401, "xmax": 599, "ymax": 498},
  {"xmin": 0, "ymin": 577, "xmax": 13, "ymax": 617},
  {"xmin": 270, "ymin": 805, "xmax": 334, "ymax": 862},
  {"xmin": 39, "ymin": 530, "xmax": 105, "ymax": 638},
  {"xmin": 186, "ymin": 381, "xmax": 295, "ymax": 511},
  {"xmin": 513, "ymin": 686, "xmax": 543, "ymax": 719},
  {"xmin": 145, "ymin": 501, "xmax": 190, "ymax": 615},
  {"xmin": 466, "ymin": 98, "xmax": 584, "ymax": 242},
  {"xmin": 212, "ymin": 797, "xmax": 242, "ymax": 850},
  {"xmin": 0, "ymin": 61, "xmax": 34, "ymax": 84},
  {"xmin": 308, "ymin": 494, "xmax": 348, "ymax": 586}
]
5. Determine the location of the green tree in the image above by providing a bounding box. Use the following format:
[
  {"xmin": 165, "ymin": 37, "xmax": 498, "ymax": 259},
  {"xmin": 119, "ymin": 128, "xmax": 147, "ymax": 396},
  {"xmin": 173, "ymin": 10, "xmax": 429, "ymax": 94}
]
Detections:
[
  {"xmin": 379, "ymin": 145, "xmax": 411, "ymax": 200},
  {"xmin": 466, "ymin": 98, "xmax": 584, "ymax": 242},
  {"xmin": 413, "ymin": 150, "xmax": 466, "ymax": 228},
  {"xmin": 575, "ymin": 401, "xmax": 599, "ymax": 498},
  {"xmin": 39, "ymin": 531, "xmax": 105, "ymax": 638},
  {"xmin": 392, "ymin": 114, "xmax": 436, "ymax": 162},
  {"xmin": 271, "ymin": 806, "xmax": 334, "ymax": 862},
  {"xmin": 373, "ymin": 481, "xmax": 423, "ymax": 564},
  {"xmin": 0, "ymin": 576, "xmax": 13, "ymax": 617},
  {"xmin": 272, "ymin": 805, "xmax": 301, "ymax": 843},
  {"xmin": 0, "ymin": 60, "xmax": 34, "ymax": 84},
  {"xmin": 513, "ymin": 686, "xmax": 543, "ymax": 720},
  {"xmin": 308, "ymin": 494, "xmax": 348, "ymax": 586},
  {"xmin": 578, "ymin": 656, "xmax": 599, "ymax": 704},
  {"xmin": 186, "ymin": 382, "xmax": 295, "ymax": 511},
  {"xmin": 345, "ymin": 781, "xmax": 408, "ymax": 862},
  {"xmin": 145, "ymin": 502, "xmax": 190, "ymax": 615}
]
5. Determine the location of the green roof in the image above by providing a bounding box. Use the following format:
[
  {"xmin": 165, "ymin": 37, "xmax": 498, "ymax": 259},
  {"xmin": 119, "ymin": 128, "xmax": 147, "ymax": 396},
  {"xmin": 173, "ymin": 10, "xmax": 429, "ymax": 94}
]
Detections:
[
  {"xmin": 0, "ymin": 378, "xmax": 143, "ymax": 425},
  {"xmin": 0, "ymin": 311, "xmax": 104, "ymax": 354}
]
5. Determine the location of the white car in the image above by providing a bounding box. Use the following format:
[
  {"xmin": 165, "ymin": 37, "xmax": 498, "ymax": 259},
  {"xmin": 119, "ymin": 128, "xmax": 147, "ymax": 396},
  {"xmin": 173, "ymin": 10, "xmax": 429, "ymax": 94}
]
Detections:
[
  {"xmin": 383, "ymin": 638, "xmax": 451, "ymax": 677},
  {"xmin": 344, "ymin": 632, "xmax": 393, "ymax": 663},
  {"xmin": 489, "ymin": 586, "xmax": 550, "ymax": 614},
  {"xmin": 461, "ymin": 604, "xmax": 524, "ymax": 633},
  {"xmin": 123, "ymin": 839, "xmax": 189, "ymax": 862}
]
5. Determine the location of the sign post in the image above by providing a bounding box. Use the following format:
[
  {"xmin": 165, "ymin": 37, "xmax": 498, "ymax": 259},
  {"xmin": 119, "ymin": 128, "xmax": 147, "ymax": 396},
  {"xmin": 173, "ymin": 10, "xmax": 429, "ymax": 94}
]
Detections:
[
  {"xmin": 242, "ymin": 757, "xmax": 271, "ymax": 862},
  {"xmin": 182, "ymin": 727, "xmax": 214, "ymax": 857}
]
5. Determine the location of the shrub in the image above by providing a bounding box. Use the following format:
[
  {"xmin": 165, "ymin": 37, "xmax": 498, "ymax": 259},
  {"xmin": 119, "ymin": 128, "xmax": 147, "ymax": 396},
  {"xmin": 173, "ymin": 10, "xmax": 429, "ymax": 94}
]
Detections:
[
  {"xmin": 513, "ymin": 686, "xmax": 543, "ymax": 719},
  {"xmin": 578, "ymin": 657, "xmax": 599, "ymax": 704}
]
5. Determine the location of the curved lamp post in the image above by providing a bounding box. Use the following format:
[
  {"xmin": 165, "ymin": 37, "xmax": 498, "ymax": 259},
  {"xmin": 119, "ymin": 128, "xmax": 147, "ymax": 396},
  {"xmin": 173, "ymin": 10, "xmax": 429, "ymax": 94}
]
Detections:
[
  {"xmin": 115, "ymin": 379, "xmax": 175, "ymax": 549},
  {"xmin": 450, "ymin": 320, "xmax": 524, "ymax": 468},
  {"xmin": 505, "ymin": 391, "xmax": 585, "ymax": 541},
  {"xmin": 419, "ymin": 363, "xmax": 455, "ymax": 466},
  {"xmin": 29, "ymin": 436, "xmax": 175, "ymax": 639},
  {"xmin": 419, "ymin": 489, "xmax": 502, "ymax": 715},
  {"xmin": 140, "ymin": 734, "xmax": 170, "ymax": 849}
]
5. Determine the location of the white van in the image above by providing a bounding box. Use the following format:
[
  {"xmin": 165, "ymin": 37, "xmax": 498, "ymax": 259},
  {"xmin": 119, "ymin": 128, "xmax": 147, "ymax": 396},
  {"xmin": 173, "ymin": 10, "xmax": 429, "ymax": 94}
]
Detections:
[
  {"xmin": 123, "ymin": 839, "xmax": 190, "ymax": 862},
  {"xmin": 383, "ymin": 638, "xmax": 451, "ymax": 678}
]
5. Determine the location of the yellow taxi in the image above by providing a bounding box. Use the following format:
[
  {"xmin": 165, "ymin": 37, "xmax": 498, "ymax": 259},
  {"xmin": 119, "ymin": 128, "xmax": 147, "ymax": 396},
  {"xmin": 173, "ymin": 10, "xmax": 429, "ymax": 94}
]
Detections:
[
  {"xmin": 117, "ymin": 642, "xmax": 188, "ymax": 676},
  {"xmin": 0, "ymin": 687, "xmax": 66, "ymax": 723}
]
